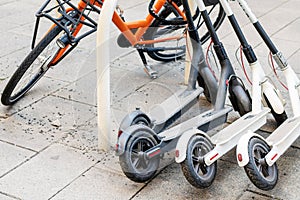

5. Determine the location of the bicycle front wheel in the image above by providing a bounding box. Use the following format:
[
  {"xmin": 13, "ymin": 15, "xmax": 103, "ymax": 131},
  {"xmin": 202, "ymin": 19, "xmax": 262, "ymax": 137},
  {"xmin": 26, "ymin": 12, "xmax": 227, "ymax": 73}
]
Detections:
[
  {"xmin": 145, "ymin": 2, "xmax": 225, "ymax": 62},
  {"xmin": 1, "ymin": 26, "xmax": 62, "ymax": 105}
]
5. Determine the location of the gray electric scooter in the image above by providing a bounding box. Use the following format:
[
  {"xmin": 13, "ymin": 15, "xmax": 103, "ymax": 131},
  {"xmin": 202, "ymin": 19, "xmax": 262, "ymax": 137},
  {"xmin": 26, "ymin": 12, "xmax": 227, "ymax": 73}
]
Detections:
[{"xmin": 116, "ymin": 0, "xmax": 251, "ymax": 183}]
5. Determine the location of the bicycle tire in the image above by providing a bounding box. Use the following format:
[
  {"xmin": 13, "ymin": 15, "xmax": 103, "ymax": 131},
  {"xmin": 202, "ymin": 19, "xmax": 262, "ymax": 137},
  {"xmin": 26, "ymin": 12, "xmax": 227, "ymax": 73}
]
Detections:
[
  {"xmin": 145, "ymin": 2, "xmax": 225, "ymax": 62},
  {"xmin": 1, "ymin": 26, "xmax": 62, "ymax": 105}
]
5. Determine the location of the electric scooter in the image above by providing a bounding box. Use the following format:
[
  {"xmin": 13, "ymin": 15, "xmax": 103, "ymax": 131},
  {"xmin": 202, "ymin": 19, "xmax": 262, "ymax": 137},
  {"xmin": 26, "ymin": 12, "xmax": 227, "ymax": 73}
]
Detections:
[
  {"xmin": 175, "ymin": 0, "xmax": 287, "ymax": 188},
  {"xmin": 115, "ymin": 0, "xmax": 252, "ymax": 183},
  {"xmin": 234, "ymin": 0, "xmax": 300, "ymax": 191}
]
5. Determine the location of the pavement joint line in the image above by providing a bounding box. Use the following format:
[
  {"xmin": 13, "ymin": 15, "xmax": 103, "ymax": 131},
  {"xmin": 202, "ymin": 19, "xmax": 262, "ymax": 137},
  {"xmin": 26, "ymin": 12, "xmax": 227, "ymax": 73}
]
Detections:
[
  {"xmin": 111, "ymin": 49, "xmax": 136, "ymax": 63},
  {"xmin": 0, "ymin": 0, "xmax": 18, "ymax": 7},
  {"xmin": 286, "ymin": 46, "xmax": 300, "ymax": 60},
  {"xmin": 0, "ymin": 46, "xmax": 28, "ymax": 59},
  {"xmin": 249, "ymin": 0, "xmax": 291, "ymax": 20},
  {"xmin": 43, "ymin": 75, "xmax": 72, "ymax": 84},
  {"xmin": 0, "ymin": 139, "xmax": 38, "ymax": 153},
  {"xmin": 48, "ymin": 160, "xmax": 101, "ymax": 200},
  {"xmin": 128, "ymin": 163, "xmax": 172, "ymax": 200},
  {"xmin": 2, "ymin": 94, "xmax": 51, "ymax": 118},
  {"xmin": 0, "ymin": 140, "xmax": 59, "ymax": 179},
  {"xmin": 0, "ymin": 191, "xmax": 22, "ymax": 200},
  {"xmin": 57, "ymin": 135, "xmax": 99, "ymax": 153},
  {"xmin": 49, "ymin": 93, "xmax": 97, "ymax": 108},
  {"xmin": 291, "ymin": 145, "xmax": 300, "ymax": 150},
  {"xmin": 220, "ymin": 1, "xmax": 294, "ymax": 46},
  {"xmin": 246, "ymin": 188, "xmax": 282, "ymax": 200},
  {"xmin": 253, "ymin": 16, "xmax": 300, "ymax": 50},
  {"xmin": 236, "ymin": 188, "xmax": 247, "ymax": 200}
]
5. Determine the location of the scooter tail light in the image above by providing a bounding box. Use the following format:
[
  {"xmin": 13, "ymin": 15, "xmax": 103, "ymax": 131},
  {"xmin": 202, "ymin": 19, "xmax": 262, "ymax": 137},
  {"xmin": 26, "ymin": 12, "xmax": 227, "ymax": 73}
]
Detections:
[
  {"xmin": 271, "ymin": 153, "xmax": 278, "ymax": 161},
  {"xmin": 117, "ymin": 130, "xmax": 123, "ymax": 138},
  {"xmin": 237, "ymin": 153, "xmax": 243, "ymax": 162},
  {"xmin": 115, "ymin": 143, "xmax": 119, "ymax": 152},
  {"xmin": 175, "ymin": 150, "xmax": 180, "ymax": 158},
  {"xmin": 210, "ymin": 153, "xmax": 219, "ymax": 161}
]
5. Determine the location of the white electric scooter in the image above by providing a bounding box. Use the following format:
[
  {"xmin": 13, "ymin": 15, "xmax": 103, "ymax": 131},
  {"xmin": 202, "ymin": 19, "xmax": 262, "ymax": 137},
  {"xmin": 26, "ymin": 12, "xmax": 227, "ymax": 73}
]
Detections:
[
  {"xmin": 175, "ymin": 0, "xmax": 286, "ymax": 188},
  {"xmin": 235, "ymin": 0, "xmax": 300, "ymax": 191}
]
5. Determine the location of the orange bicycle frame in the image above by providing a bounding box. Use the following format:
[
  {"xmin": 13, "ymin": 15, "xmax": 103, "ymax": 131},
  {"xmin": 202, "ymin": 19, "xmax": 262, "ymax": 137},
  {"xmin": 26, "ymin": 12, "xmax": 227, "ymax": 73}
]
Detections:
[{"xmin": 50, "ymin": 0, "xmax": 185, "ymax": 64}]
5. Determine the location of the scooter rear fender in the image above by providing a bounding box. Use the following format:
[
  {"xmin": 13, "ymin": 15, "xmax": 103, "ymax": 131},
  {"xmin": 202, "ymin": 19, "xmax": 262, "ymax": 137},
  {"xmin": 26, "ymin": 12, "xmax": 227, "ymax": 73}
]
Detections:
[
  {"xmin": 175, "ymin": 128, "xmax": 211, "ymax": 163},
  {"xmin": 236, "ymin": 131, "xmax": 266, "ymax": 167},
  {"xmin": 261, "ymin": 81, "xmax": 285, "ymax": 114}
]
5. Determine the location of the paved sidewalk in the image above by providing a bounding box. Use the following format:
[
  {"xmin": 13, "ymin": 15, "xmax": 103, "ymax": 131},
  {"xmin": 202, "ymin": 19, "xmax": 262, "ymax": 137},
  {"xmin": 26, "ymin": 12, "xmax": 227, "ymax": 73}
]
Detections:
[{"xmin": 0, "ymin": 0, "xmax": 300, "ymax": 199}]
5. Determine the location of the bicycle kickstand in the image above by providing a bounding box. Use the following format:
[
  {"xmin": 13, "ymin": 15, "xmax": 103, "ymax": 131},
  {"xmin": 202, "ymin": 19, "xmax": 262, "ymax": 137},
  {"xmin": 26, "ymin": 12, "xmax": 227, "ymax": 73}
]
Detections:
[{"xmin": 137, "ymin": 49, "xmax": 158, "ymax": 79}]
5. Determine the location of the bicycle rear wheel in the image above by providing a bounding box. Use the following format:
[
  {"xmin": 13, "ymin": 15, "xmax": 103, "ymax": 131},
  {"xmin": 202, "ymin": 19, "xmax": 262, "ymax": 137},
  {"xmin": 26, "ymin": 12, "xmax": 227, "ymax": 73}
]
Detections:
[
  {"xmin": 1, "ymin": 26, "xmax": 62, "ymax": 105},
  {"xmin": 145, "ymin": 2, "xmax": 225, "ymax": 62}
]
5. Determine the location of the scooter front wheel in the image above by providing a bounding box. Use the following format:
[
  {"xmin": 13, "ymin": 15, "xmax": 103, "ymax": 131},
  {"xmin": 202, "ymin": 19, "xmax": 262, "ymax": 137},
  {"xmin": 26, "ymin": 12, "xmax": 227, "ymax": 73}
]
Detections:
[
  {"xmin": 244, "ymin": 137, "xmax": 278, "ymax": 191},
  {"xmin": 119, "ymin": 125, "xmax": 160, "ymax": 183},
  {"xmin": 181, "ymin": 135, "xmax": 216, "ymax": 188}
]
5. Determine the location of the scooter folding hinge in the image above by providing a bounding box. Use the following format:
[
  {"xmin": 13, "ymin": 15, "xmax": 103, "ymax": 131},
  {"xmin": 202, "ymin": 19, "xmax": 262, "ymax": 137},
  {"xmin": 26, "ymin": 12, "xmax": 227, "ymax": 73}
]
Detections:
[{"xmin": 273, "ymin": 52, "xmax": 288, "ymax": 71}]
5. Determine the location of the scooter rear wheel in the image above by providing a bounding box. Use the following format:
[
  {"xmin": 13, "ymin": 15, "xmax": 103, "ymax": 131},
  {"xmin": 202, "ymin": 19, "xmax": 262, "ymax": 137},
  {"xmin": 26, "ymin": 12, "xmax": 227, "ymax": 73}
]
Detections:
[
  {"xmin": 119, "ymin": 125, "xmax": 160, "ymax": 183},
  {"xmin": 181, "ymin": 135, "xmax": 216, "ymax": 188},
  {"xmin": 244, "ymin": 137, "xmax": 278, "ymax": 191}
]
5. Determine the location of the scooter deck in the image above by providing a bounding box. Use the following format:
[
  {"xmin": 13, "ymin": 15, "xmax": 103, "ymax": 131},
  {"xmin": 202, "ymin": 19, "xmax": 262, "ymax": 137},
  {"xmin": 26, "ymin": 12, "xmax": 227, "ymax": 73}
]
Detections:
[
  {"xmin": 205, "ymin": 107, "xmax": 270, "ymax": 165},
  {"xmin": 266, "ymin": 116, "xmax": 300, "ymax": 155},
  {"xmin": 266, "ymin": 116, "xmax": 300, "ymax": 145},
  {"xmin": 149, "ymin": 87, "xmax": 203, "ymax": 126},
  {"xmin": 159, "ymin": 106, "xmax": 232, "ymax": 140}
]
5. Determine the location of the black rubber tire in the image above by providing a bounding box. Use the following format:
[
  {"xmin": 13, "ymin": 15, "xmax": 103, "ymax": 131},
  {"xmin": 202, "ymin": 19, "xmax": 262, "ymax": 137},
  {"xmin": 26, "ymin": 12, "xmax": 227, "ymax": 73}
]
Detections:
[
  {"xmin": 181, "ymin": 135, "xmax": 217, "ymax": 188},
  {"xmin": 145, "ymin": 2, "xmax": 225, "ymax": 62},
  {"xmin": 1, "ymin": 26, "xmax": 62, "ymax": 105},
  {"xmin": 119, "ymin": 125, "xmax": 160, "ymax": 183},
  {"xmin": 197, "ymin": 74, "xmax": 212, "ymax": 103},
  {"xmin": 234, "ymin": 85, "xmax": 252, "ymax": 116},
  {"xmin": 229, "ymin": 79, "xmax": 252, "ymax": 116},
  {"xmin": 263, "ymin": 94, "xmax": 287, "ymax": 126},
  {"xmin": 132, "ymin": 116, "xmax": 151, "ymax": 126},
  {"xmin": 244, "ymin": 137, "xmax": 278, "ymax": 191}
]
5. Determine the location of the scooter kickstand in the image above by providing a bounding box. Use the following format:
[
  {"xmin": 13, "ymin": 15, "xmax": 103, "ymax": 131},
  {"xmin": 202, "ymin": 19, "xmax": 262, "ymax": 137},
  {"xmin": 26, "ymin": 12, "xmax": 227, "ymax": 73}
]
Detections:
[{"xmin": 137, "ymin": 49, "xmax": 158, "ymax": 79}]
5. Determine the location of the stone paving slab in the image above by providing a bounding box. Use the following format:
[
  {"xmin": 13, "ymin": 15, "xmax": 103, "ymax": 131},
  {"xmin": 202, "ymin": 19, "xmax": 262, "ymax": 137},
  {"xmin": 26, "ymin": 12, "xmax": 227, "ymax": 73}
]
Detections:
[
  {"xmin": 0, "ymin": 95, "xmax": 96, "ymax": 151},
  {"xmin": 0, "ymin": 143, "xmax": 95, "ymax": 200},
  {"xmin": 0, "ymin": 78, "xmax": 68, "ymax": 117},
  {"xmin": 45, "ymin": 48, "xmax": 96, "ymax": 83},
  {"xmin": 131, "ymin": 161, "xmax": 249, "ymax": 200},
  {"xmin": 53, "ymin": 52, "xmax": 175, "ymax": 107},
  {"xmin": 0, "ymin": 141, "xmax": 35, "ymax": 178},
  {"xmin": 51, "ymin": 165, "xmax": 145, "ymax": 200},
  {"xmin": 0, "ymin": 0, "xmax": 299, "ymax": 199}
]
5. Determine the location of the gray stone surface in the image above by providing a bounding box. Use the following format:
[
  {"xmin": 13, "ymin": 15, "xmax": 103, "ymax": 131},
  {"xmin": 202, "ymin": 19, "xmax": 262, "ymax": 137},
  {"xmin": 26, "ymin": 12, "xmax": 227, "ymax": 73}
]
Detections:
[
  {"xmin": 0, "ymin": 143, "xmax": 95, "ymax": 200},
  {"xmin": 0, "ymin": 0, "xmax": 299, "ymax": 199},
  {"xmin": 0, "ymin": 142, "xmax": 35, "ymax": 177},
  {"xmin": 51, "ymin": 166, "xmax": 145, "ymax": 200}
]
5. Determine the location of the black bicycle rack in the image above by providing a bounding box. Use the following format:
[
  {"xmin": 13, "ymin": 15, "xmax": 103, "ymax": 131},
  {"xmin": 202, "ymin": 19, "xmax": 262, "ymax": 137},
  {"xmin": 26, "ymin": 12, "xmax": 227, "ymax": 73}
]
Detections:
[{"xmin": 31, "ymin": 0, "xmax": 102, "ymax": 49}]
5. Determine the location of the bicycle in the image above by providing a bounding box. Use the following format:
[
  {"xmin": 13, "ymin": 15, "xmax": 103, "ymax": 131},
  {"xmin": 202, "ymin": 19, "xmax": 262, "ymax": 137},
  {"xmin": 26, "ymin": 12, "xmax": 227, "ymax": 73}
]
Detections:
[{"xmin": 1, "ymin": 0, "xmax": 225, "ymax": 106}]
